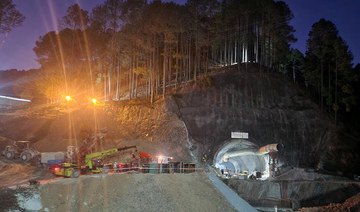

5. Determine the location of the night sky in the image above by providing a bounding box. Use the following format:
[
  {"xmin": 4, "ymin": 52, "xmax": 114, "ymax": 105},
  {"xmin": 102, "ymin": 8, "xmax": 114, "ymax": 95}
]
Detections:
[{"xmin": 0, "ymin": 0, "xmax": 359, "ymax": 71}]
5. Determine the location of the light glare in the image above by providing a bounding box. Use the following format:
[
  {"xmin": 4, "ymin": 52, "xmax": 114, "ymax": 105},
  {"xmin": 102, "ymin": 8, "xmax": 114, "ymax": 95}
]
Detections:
[{"xmin": 65, "ymin": 96, "xmax": 71, "ymax": 101}]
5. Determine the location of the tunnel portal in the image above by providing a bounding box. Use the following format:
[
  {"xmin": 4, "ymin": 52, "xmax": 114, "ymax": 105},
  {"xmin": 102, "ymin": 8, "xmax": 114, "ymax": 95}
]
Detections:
[{"xmin": 213, "ymin": 139, "xmax": 271, "ymax": 179}]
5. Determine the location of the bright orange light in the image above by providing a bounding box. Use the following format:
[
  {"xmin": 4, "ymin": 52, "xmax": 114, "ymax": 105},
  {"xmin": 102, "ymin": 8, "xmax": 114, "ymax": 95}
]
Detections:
[
  {"xmin": 54, "ymin": 167, "xmax": 60, "ymax": 171},
  {"xmin": 65, "ymin": 96, "xmax": 71, "ymax": 101},
  {"xmin": 91, "ymin": 98, "xmax": 97, "ymax": 104}
]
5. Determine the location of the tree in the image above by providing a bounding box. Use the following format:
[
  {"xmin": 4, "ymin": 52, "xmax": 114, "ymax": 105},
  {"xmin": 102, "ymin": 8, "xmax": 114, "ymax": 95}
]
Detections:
[
  {"xmin": 0, "ymin": 0, "xmax": 25, "ymax": 34},
  {"xmin": 33, "ymin": 28, "xmax": 96, "ymax": 98},
  {"xmin": 216, "ymin": 0, "xmax": 296, "ymax": 70},
  {"xmin": 121, "ymin": 0, "xmax": 146, "ymax": 25},
  {"xmin": 186, "ymin": 0, "xmax": 219, "ymax": 79},
  {"xmin": 61, "ymin": 3, "xmax": 89, "ymax": 30},
  {"xmin": 93, "ymin": 0, "xmax": 124, "ymax": 101},
  {"xmin": 282, "ymin": 49, "xmax": 305, "ymax": 84},
  {"xmin": 32, "ymin": 0, "xmax": 298, "ymax": 103},
  {"xmin": 34, "ymin": 68, "xmax": 64, "ymax": 104},
  {"xmin": 305, "ymin": 18, "xmax": 355, "ymax": 124}
]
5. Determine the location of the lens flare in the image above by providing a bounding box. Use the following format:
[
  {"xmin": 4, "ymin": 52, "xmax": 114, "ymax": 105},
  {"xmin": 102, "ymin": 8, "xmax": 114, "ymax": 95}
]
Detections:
[{"xmin": 65, "ymin": 96, "xmax": 71, "ymax": 101}]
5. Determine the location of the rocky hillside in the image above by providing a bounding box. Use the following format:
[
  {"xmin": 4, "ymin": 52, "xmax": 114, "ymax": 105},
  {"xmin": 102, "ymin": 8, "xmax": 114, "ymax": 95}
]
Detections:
[
  {"xmin": 0, "ymin": 98, "xmax": 191, "ymax": 162},
  {"xmin": 173, "ymin": 65, "xmax": 337, "ymax": 171},
  {"xmin": 0, "ymin": 64, "xmax": 355, "ymax": 175}
]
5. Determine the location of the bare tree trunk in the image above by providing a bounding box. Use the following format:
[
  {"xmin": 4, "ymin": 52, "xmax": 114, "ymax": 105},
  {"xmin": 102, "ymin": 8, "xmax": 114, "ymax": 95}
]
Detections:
[
  {"xmin": 335, "ymin": 59, "xmax": 338, "ymax": 126},
  {"xmin": 129, "ymin": 57, "xmax": 133, "ymax": 100},
  {"xmin": 115, "ymin": 61, "xmax": 120, "ymax": 100},
  {"xmin": 135, "ymin": 58, "xmax": 138, "ymax": 98},
  {"xmin": 135, "ymin": 74, "xmax": 138, "ymax": 98},
  {"xmin": 320, "ymin": 59, "xmax": 323, "ymax": 112},
  {"xmin": 132, "ymin": 60, "xmax": 135, "ymax": 99},
  {"xmin": 104, "ymin": 73, "xmax": 107, "ymax": 101},
  {"xmin": 175, "ymin": 35, "xmax": 179, "ymax": 88},
  {"xmin": 188, "ymin": 36, "xmax": 191, "ymax": 82},
  {"xmin": 155, "ymin": 40, "xmax": 159, "ymax": 97},
  {"xmin": 205, "ymin": 47, "xmax": 209, "ymax": 75},
  {"xmin": 230, "ymin": 37, "xmax": 233, "ymax": 65},
  {"xmin": 163, "ymin": 43, "xmax": 166, "ymax": 99},
  {"xmin": 293, "ymin": 64, "xmax": 296, "ymax": 83},
  {"xmin": 108, "ymin": 71, "xmax": 111, "ymax": 100},
  {"xmin": 328, "ymin": 64, "xmax": 331, "ymax": 112},
  {"xmin": 169, "ymin": 41, "xmax": 172, "ymax": 86},
  {"xmin": 224, "ymin": 36, "xmax": 227, "ymax": 66}
]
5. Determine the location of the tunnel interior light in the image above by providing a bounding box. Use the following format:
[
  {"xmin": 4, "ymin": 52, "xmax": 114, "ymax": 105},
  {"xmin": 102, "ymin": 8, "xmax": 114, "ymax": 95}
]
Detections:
[
  {"xmin": 92, "ymin": 98, "xmax": 97, "ymax": 104},
  {"xmin": 214, "ymin": 140, "xmax": 272, "ymax": 180}
]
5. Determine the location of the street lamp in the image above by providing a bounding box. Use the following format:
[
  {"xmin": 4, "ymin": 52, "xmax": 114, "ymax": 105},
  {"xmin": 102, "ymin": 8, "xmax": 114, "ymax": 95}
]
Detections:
[{"xmin": 65, "ymin": 96, "xmax": 72, "ymax": 101}]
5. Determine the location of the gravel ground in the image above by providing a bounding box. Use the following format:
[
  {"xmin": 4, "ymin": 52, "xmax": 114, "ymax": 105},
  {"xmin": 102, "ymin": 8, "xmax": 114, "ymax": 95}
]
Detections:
[
  {"xmin": 13, "ymin": 172, "xmax": 237, "ymax": 212},
  {"xmin": 0, "ymin": 157, "xmax": 55, "ymax": 188}
]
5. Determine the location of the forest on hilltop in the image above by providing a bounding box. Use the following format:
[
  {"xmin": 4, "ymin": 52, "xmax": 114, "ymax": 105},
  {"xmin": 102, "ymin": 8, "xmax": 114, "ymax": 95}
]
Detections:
[
  {"xmin": 1, "ymin": 0, "xmax": 359, "ymax": 130},
  {"xmin": 32, "ymin": 0, "xmax": 296, "ymax": 103}
]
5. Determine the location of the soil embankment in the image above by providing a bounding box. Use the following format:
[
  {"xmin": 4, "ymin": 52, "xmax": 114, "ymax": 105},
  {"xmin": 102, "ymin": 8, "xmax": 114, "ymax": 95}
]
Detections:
[
  {"xmin": 1, "ymin": 173, "xmax": 237, "ymax": 212},
  {"xmin": 0, "ymin": 98, "xmax": 191, "ymax": 162}
]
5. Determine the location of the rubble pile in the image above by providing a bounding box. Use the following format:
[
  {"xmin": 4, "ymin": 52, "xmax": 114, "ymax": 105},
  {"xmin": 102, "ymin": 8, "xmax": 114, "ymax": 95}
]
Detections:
[{"xmin": 298, "ymin": 192, "xmax": 360, "ymax": 212}]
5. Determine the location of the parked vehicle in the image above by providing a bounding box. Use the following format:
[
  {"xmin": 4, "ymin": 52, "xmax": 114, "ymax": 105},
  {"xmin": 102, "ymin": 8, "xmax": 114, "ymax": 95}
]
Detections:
[{"xmin": 2, "ymin": 140, "xmax": 39, "ymax": 161}]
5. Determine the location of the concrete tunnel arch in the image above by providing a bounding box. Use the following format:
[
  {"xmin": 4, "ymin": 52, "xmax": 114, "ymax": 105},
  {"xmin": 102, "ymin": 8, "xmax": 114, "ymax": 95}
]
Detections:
[{"xmin": 213, "ymin": 138, "xmax": 272, "ymax": 178}]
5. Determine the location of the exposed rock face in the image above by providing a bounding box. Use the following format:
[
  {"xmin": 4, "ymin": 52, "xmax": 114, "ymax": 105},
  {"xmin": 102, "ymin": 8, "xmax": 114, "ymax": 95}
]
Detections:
[
  {"xmin": 102, "ymin": 99, "xmax": 191, "ymax": 161},
  {"xmin": 173, "ymin": 66, "xmax": 336, "ymax": 168}
]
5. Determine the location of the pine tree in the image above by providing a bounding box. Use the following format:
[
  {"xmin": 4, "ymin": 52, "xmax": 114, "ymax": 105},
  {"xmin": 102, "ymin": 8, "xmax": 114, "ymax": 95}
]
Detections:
[{"xmin": 305, "ymin": 18, "xmax": 355, "ymax": 124}]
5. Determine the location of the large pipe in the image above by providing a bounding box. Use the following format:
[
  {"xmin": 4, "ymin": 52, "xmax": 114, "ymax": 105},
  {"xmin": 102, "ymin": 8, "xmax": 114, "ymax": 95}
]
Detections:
[
  {"xmin": 221, "ymin": 150, "xmax": 257, "ymax": 162},
  {"xmin": 257, "ymin": 143, "xmax": 283, "ymax": 155},
  {"xmin": 221, "ymin": 143, "xmax": 282, "ymax": 162}
]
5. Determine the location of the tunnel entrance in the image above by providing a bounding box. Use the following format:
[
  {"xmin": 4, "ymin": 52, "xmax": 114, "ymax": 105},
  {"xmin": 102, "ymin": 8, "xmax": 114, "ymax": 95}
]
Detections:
[{"xmin": 213, "ymin": 139, "xmax": 280, "ymax": 179}]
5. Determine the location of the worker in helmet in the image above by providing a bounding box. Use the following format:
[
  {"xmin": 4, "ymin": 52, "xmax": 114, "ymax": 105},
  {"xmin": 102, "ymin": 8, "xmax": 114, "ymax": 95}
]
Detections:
[
  {"xmin": 113, "ymin": 162, "xmax": 117, "ymax": 172},
  {"xmin": 97, "ymin": 158, "xmax": 102, "ymax": 167}
]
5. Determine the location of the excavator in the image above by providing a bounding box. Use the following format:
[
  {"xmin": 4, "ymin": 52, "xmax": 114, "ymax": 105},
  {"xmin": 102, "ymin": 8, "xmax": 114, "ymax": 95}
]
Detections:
[
  {"xmin": 54, "ymin": 145, "xmax": 139, "ymax": 178},
  {"xmin": 53, "ymin": 129, "xmax": 153, "ymax": 178},
  {"xmin": 84, "ymin": 145, "xmax": 138, "ymax": 174},
  {"xmin": 54, "ymin": 145, "xmax": 152, "ymax": 178}
]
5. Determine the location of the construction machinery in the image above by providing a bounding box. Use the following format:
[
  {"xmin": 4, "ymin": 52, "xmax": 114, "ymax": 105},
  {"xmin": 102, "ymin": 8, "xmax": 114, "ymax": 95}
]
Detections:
[
  {"xmin": 40, "ymin": 152, "xmax": 65, "ymax": 169},
  {"xmin": 54, "ymin": 145, "xmax": 139, "ymax": 178},
  {"xmin": 85, "ymin": 145, "xmax": 138, "ymax": 173},
  {"xmin": 65, "ymin": 128, "xmax": 108, "ymax": 163},
  {"xmin": 2, "ymin": 140, "xmax": 39, "ymax": 161},
  {"xmin": 139, "ymin": 152, "xmax": 152, "ymax": 163}
]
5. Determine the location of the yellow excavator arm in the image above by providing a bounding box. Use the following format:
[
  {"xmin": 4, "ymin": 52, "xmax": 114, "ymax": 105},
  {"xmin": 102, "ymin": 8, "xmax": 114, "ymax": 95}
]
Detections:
[{"xmin": 85, "ymin": 146, "xmax": 137, "ymax": 169}]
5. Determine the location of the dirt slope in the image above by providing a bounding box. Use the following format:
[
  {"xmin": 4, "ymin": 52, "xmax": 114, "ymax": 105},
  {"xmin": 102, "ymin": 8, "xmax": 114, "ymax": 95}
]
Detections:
[
  {"xmin": 2, "ymin": 173, "xmax": 237, "ymax": 212},
  {"xmin": 298, "ymin": 192, "xmax": 360, "ymax": 212},
  {"xmin": 0, "ymin": 97, "xmax": 192, "ymax": 162}
]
